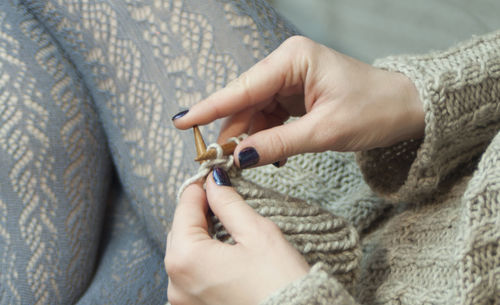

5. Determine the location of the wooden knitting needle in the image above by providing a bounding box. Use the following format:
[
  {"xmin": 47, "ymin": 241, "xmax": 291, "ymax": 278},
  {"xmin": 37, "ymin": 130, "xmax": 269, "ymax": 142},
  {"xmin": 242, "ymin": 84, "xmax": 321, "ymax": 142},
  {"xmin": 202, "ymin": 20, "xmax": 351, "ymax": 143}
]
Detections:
[
  {"xmin": 195, "ymin": 141, "xmax": 237, "ymax": 162},
  {"xmin": 193, "ymin": 125, "xmax": 207, "ymax": 164}
]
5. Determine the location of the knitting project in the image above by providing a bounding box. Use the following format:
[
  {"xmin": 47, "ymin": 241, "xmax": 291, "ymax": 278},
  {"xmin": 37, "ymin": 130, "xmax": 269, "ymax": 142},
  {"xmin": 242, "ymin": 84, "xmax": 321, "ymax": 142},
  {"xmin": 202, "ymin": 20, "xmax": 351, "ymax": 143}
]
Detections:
[
  {"xmin": 176, "ymin": 134, "xmax": 246, "ymax": 201},
  {"xmin": 178, "ymin": 139, "xmax": 362, "ymax": 291}
]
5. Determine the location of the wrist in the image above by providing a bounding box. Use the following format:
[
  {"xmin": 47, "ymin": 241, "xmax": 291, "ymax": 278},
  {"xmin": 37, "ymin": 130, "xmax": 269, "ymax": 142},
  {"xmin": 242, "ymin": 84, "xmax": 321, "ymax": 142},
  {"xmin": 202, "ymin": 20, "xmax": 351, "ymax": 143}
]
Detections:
[
  {"xmin": 402, "ymin": 73, "xmax": 425, "ymax": 139},
  {"xmin": 390, "ymin": 71, "xmax": 425, "ymax": 143}
]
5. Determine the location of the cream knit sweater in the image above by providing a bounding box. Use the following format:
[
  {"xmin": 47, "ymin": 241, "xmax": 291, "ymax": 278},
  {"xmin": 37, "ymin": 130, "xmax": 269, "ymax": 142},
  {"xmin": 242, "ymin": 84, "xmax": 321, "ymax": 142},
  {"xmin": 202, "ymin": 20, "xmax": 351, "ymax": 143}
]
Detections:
[{"xmin": 231, "ymin": 30, "xmax": 500, "ymax": 305}]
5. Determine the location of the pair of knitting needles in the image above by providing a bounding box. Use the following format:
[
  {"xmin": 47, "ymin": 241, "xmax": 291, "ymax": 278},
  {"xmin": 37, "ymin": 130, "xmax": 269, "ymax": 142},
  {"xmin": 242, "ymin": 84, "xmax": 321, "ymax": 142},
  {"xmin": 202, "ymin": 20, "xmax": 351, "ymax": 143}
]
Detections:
[{"xmin": 193, "ymin": 125, "xmax": 236, "ymax": 163}]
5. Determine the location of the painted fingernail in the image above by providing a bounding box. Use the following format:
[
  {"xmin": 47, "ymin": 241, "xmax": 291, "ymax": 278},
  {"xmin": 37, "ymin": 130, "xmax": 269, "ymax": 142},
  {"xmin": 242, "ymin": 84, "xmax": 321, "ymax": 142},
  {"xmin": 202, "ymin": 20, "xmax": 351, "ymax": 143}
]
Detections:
[
  {"xmin": 171, "ymin": 109, "xmax": 189, "ymax": 120},
  {"xmin": 272, "ymin": 161, "xmax": 281, "ymax": 168},
  {"xmin": 213, "ymin": 167, "xmax": 232, "ymax": 186},
  {"xmin": 238, "ymin": 147, "xmax": 260, "ymax": 169}
]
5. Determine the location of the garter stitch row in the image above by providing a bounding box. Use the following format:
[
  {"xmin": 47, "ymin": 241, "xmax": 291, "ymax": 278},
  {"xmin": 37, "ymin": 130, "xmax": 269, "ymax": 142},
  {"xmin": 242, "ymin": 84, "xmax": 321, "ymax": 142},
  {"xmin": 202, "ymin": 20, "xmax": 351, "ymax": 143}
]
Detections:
[
  {"xmin": 211, "ymin": 172, "xmax": 361, "ymax": 291},
  {"xmin": 177, "ymin": 135, "xmax": 362, "ymax": 292}
]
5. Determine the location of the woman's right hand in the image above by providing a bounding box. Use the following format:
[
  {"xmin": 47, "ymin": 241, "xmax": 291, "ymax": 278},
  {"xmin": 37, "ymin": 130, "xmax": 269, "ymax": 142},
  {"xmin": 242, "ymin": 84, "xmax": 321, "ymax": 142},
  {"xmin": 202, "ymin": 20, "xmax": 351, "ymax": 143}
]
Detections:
[{"xmin": 173, "ymin": 36, "xmax": 424, "ymax": 168}]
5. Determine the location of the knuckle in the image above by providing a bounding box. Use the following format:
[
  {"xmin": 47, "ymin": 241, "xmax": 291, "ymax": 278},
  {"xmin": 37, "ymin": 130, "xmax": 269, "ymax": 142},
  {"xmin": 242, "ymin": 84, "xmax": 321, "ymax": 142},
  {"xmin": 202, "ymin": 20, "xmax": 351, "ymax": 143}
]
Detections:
[
  {"xmin": 231, "ymin": 71, "xmax": 254, "ymax": 105},
  {"xmin": 207, "ymin": 100, "xmax": 225, "ymax": 120},
  {"xmin": 258, "ymin": 54, "xmax": 274, "ymax": 68},
  {"xmin": 269, "ymin": 130, "xmax": 291, "ymax": 160},
  {"xmin": 261, "ymin": 218, "xmax": 281, "ymax": 234},
  {"xmin": 165, "ymin": 248, "xmax": 193, "ymax": 278},
  {"xmin": 167, "ymin": 287, "xmax": 184, "ymax": 305},
  {"xmin": 257, "ymin": 218, "xmax": 286, "ymax": 245},
  {"xmin": 282, "ymin": 35, "xmax": 312, "ymax": 49},
  {"xmin": 239, "ymin": 73, "xmax": 254, "ymax": 103},
  {"xmin": 281, "ymin": 36, "xmax": 316, "ymax": 58}
]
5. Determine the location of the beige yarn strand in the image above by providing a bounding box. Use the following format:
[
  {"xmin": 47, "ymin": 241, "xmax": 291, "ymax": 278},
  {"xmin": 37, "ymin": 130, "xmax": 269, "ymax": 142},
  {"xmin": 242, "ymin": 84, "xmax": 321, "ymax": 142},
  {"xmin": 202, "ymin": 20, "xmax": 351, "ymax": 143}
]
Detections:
[{"xmin": 176, "ymin": 134, "xmax": 247, "ymax": 201}]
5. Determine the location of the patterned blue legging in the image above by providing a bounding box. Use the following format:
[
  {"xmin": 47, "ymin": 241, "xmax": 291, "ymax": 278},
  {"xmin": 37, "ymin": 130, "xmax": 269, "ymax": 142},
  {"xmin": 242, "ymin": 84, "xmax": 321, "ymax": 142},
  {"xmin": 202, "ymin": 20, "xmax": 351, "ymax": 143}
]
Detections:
[{"xmin": 0, "ymin": 1, "xmax": 297, "ymax": 303}]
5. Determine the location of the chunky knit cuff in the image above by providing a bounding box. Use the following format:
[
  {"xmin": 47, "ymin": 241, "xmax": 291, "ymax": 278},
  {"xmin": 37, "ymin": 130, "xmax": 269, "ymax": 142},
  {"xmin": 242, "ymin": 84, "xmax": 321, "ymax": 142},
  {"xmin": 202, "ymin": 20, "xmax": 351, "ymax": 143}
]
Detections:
[
  {"xmin": 260, "ymin": 262, "xmax": 357, "ymax": 305},
  {"xmin": 357, "ymin": 30, "xmax": 500, "ymax": 203}
]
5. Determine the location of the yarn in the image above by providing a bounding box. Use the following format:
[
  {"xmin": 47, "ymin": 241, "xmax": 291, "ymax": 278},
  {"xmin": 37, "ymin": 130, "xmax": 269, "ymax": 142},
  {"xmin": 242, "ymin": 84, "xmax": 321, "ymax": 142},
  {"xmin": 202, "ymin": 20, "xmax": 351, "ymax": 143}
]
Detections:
[
  {"xmin": 176, "ymin": 134, "xmax": 246, "ymax": 201},
  {"xmin": 176, "ymin": 134, "xmax": 362, "ymax": 291},
  {"xmin": 210, "ymin": 171, "xmax": 361, "ymax": 291}
]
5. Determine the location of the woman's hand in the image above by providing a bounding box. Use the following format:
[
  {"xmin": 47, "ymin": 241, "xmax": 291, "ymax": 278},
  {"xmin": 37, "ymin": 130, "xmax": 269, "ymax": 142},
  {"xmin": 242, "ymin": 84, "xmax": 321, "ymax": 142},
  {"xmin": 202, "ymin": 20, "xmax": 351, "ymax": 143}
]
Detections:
[
  {"xmin": 173, "ymin": 36, "xmax": 424, "ymax": 168},
  {"xmin": 165, "ymin": 168, "xmax": 310, "ymax": 305}
]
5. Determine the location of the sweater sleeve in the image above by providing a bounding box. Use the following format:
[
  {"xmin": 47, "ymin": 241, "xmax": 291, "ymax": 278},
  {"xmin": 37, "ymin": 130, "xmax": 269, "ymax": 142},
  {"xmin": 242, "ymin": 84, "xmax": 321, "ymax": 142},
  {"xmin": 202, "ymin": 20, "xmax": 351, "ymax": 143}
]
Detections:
[
  {"xmin": 260, "ymin": 263, "xmax": 358, "ymax": 305},
  {"xmin": 356, "ymin": 30, "xmax": 500, "ymax": 203}
]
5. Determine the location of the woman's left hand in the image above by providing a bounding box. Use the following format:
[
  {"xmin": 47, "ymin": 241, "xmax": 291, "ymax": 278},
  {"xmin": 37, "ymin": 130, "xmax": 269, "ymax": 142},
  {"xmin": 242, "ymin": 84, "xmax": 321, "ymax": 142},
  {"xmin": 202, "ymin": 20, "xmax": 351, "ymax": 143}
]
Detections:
[{"xmin": 165, "ymin": 169, "xmax": 310, "ymax": 305}]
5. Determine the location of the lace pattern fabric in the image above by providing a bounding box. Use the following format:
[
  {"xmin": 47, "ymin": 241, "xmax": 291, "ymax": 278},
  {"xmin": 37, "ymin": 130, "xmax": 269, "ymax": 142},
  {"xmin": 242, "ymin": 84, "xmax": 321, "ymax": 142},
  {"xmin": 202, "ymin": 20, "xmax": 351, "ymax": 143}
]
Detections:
[
  {"xmin": 0, "ymin": 0, "xmax": 300, "ymax": 304},
  {"xmin": 0, "ymin": 4, "xmax": 110, "ymax": 304}
]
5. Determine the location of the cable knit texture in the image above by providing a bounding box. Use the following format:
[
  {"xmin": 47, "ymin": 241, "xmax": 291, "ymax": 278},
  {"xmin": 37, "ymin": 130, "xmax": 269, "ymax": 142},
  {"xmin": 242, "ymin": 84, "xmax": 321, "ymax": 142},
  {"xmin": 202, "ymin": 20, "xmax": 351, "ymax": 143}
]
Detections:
[
  {"xmin": 252, "ymin": 30, "xmax": 500, "ymax": 305},
  {"xmin": 357, "ymin": 30, "xmax": 500, "ymax": 204}
]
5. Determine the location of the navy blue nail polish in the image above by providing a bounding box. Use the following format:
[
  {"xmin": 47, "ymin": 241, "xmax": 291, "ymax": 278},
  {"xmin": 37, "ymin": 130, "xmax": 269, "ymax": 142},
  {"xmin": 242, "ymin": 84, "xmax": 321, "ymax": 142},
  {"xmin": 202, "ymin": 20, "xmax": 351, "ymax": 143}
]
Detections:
[
  {"xmin": 213, "ymin": 167, "xmax": 232, "ymax": 186},
  {"xmin": 171, "ymin": 109, "xmax": 189, "ymax": 120},
  {"xmin": 238, "ymin": 147, "xmax": 259, "ymax": 169},
  {"xmin": 272, "ymin": 161, "xmax": 281, "ymax": 168}
]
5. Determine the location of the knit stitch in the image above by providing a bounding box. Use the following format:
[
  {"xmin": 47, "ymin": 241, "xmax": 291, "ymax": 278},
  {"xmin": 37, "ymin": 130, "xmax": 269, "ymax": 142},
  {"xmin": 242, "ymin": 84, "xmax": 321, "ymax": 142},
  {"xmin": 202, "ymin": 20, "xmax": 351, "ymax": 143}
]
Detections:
[
  {"xmin": 213, "ymin": 169, "xmax": 362, "ymax": 291},
  {"xmin": 178, "ymin": 140, "xmax": 362, "ymax": 291},
  {"xmin": 256, "ymin": 29, "xmax": 500, "ymax": 305}
]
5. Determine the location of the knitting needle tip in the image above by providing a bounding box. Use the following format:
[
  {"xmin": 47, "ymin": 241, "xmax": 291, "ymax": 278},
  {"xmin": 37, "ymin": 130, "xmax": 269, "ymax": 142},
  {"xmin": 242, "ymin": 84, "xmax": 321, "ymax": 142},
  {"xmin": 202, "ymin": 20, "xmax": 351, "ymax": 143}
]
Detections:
[
  {"xmin": 193, "ymin": 125, "xmax": 207, "ymax": 163},
  {"xmin": 195, "ymin": 141, "xmax": 237, "ymax": 161}
]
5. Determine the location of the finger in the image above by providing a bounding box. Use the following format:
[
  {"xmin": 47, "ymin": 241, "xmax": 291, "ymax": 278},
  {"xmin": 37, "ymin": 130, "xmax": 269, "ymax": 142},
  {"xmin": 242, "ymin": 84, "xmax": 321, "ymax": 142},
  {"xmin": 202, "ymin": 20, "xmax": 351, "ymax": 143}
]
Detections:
[
  {"xmin": 170, "ymin": 182, "xmax": 210, "ymax": 241},
  {"xmin": 272, "ymin": 158, "xmax": 287, "ymax": 168},
  {"xmin": 167, "ymin": 281, "xmax": 203, "ymax": 305},
  {"xmin": 166, "ymin": 230, "xmax": 173, "ymax": 252},
  {"xmin": 217, "ymin": 108, "xmax": 255, "ymax": 144},
  {"xmin": 218, "ymin": 101, "xmax": 290, "ymax": 143},
  {"xmin": 247, "ymin": 109, "xmax": 287, "ymax": 136},
  {"xmin": 235, "ymin": 113, "xmax": 321, "ymax": 168},
  {"xmin": 206, "ymin": 168, "xmax": 263, "ymax": 241},
  {"xmin": 173, "ymin": 48, "xmax": 299, "ymax": 130}
]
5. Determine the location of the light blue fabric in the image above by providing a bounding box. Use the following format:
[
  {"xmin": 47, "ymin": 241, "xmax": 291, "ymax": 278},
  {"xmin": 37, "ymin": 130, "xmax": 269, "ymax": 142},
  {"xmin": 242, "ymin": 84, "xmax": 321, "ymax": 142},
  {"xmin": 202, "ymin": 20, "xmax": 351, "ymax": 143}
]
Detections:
[{"xmin": 0, "ymin": 1, "xmax": 297, "ymax": 304}]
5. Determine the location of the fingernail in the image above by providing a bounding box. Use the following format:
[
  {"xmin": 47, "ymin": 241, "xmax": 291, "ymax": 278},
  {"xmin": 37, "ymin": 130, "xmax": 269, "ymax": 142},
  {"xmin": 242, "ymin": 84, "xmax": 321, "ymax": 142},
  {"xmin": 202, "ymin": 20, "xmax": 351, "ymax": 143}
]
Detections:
[
  {"xmin": 272, "ymin": 161, "xmax": 281, "ymax": 168},
  {"xmin": 238, "ymin": 147, "xmax": 259, "ymax": 169},
  {"xmin": 213, "ymin": 167, "xmax": 232, "ymax": 186},
  {"xmin": 171, "ymin": 109, "xmax": 189, "ymax": 120}
]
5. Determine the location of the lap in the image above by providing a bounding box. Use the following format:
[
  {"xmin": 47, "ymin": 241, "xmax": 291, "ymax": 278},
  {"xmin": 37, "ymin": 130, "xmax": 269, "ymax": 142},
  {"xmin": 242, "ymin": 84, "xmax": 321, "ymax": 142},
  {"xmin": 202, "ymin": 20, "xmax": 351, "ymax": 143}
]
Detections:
[
  {"xmin": 0, "ymin": 2, "xmax": 111, "ymax": 304},
  {"xmin": 1, "ymin": 0, "xmax": 298, "ymax": 304}
]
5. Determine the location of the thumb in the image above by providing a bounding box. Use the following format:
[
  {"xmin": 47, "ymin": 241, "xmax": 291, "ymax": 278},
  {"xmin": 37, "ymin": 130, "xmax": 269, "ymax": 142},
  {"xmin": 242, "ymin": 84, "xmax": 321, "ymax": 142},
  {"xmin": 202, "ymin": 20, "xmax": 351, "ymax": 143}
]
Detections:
[
  {"xmin": 206, "ymin": 168, "xmax": 264, "ymax": 242},
  {"xmin": 235, "ymin": 113, "xmax": 320, "ymax": 168}
]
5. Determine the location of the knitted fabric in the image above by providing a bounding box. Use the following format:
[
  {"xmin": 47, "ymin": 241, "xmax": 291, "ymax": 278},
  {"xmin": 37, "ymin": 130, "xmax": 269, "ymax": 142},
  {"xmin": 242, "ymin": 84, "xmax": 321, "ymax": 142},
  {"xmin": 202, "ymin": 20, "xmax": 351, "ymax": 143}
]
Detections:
[
  {"xmin": 357, "ymin": 32, "xmax": 500, "ymax": 204},
  {"xmin": 256, "ymin": 30, "xmax": 500, "ymax": 305},
  {"xmin": 213, "ymin": 169, "xmax": 361, "ymax": 291},
  {"xmin": 242, "ymin": 150, "xmax": 389, "ymax": 233},
  {"xmin": 177, "ymin": 141, "xmax": 362, "ymax": 292},
  {"xmin": 264, "ymin": 263, "xmax": 357, "ymax": 305}
]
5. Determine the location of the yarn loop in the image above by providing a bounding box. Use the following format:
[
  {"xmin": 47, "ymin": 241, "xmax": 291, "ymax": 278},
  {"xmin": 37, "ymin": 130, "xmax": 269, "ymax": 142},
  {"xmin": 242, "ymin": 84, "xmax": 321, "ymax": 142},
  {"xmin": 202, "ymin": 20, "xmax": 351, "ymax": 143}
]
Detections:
[{"xmin": 176, "ymin": 134, "xmax": 247, "ymax": 201}]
